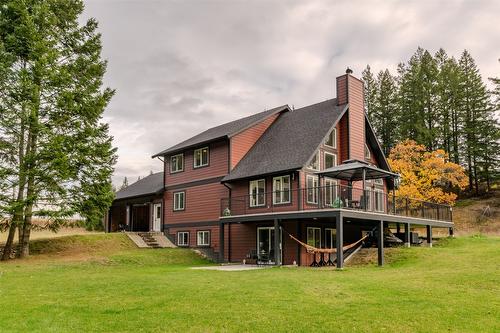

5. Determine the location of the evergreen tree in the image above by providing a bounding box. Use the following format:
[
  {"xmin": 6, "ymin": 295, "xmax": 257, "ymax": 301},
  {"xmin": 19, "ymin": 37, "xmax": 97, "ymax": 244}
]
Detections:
[
  {"xmin": 120, "ymin": 177, "xmax": 128, "ymax": 190},
  {"xmin": 0, "ymin": 0, "xmax": 116, "ymax": 259},
  {"xmin": 372, "ymin": 69, "xmax": 398, "ymax": 155},
  {"xmin": 362, "ymin": 65, "xmax": 378, "ymax": 120}
]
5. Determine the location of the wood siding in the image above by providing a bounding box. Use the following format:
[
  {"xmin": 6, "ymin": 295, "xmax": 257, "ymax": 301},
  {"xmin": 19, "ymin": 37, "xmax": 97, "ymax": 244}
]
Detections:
[{"xmin": 230, "ymin": 113, "xmax": 280, "ymax": 169}]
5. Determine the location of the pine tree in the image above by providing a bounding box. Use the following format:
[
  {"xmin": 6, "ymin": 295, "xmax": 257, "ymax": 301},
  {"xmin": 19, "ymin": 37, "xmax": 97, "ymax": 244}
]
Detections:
[
  {"xmin": 0, "ymin": 0, "xmax": 116, "ymax": 258},
  {"xmin": 362, "ymin": 65, "xmax": 378, "ymax": 120},
  {"xmin": 120, "ymin": 177, "xmax": 129, "ymax": 190},
  {"xmin": 372, "ymin": 69, "xmax": 398, "ymax": 155}
]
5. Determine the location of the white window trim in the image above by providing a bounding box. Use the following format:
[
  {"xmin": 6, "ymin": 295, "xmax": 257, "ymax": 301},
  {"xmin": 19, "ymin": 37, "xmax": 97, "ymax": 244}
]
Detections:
[
  {"xmin": 173, "ymin": 191, "xmax": 185, "ymax": 211},
  {"xmin": 307, "ymin": 227, "xmax": 321, "ymax": 248},
  {"xmin": 365, "ymin": 143, "xmax": 371, "ymax": 160},
  {"xmin": 324, "ymin": 178, "xmax": 338, "ymax": 206},
  {"xmin": 324, "ymin": 152, "xmax": 337, "ymax": 169},
  {"xmin": 306, "ymin": 175, "xmax": 319, "ymax": 204},
  {"xmin": 177, "ymin": 231, "xmax": 189, "ymax": 246},
  {"xmin": 193, "ymin": 146, "xmax": 209, "ymax": 168},
  {"xmin": 307, "ymin": 151, "xmax": 320, "ymax": 171},
  {"xmin": 364, "ymin": 187, "xmax": 372, "ymax": 211},
  {"xmin": 170, "ymin": 153, "xmax": 184, "ymax": 173},
  {"xmin": 272, "ymin": 175, "xmax": 291, "ymax": 205},
  {"xmin": 249, "ymin": 179, "xmax": 266, "ymax": 207},
  {"xmin": 325, "ymin": 128, "xmax": 337, "ymax": 148},
  {"xmin": 197, "ymin": 230, "xmax": 210, "ymax": 246}
]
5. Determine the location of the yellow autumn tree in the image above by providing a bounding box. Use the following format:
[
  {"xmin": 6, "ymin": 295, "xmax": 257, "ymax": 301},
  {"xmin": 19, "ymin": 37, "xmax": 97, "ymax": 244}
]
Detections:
[{"xmin": 388, "ymin": 140, "xmax": 468, "ymax": 205}]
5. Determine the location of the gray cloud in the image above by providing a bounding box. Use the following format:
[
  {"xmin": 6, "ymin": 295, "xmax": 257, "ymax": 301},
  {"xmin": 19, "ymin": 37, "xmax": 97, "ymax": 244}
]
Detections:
[{"xmin": 83, "ymin": 0, "xmax": 500, "ymax": 185}]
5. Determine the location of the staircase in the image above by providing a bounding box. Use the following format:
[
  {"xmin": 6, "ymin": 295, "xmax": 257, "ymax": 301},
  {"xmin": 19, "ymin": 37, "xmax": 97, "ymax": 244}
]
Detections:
[{"xmin": 125, "ymin": 232, "xmax": 176, "ymax": 248}]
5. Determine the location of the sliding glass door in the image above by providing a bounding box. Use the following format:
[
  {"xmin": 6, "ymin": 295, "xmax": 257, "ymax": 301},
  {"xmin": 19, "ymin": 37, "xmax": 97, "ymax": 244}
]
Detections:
[{"xmin": 257, "ymin": 227, "xmax": 281, "ymax": 264}]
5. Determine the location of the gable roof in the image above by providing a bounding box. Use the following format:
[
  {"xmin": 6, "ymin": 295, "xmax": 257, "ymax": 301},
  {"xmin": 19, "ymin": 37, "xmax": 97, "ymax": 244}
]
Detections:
[
  {"xmin": 222, "ymin": 99, "xmax": 347, "ymax": 182},
  {"xmin": 152, "ymin": 105, "xmax": 289, "ymax": 157},
  {"xmin": 115, "ymin": 172, "xmax": 164, "ymax": 200}
]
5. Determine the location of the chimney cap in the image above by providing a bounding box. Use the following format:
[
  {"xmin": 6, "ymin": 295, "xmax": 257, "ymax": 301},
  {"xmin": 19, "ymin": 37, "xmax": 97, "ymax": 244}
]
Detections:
[{"xmin": 346, "ymin": 67, "xmax": 353, "ymax": 74}]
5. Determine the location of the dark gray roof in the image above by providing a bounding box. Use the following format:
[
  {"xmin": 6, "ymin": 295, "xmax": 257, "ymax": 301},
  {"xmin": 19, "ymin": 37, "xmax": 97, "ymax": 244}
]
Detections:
[
  {"xmin": 222, "ymin": 99, "xmax": 347, "ymax": 182},
  {"xmin": 115, "ymin": 172, "xmax": 164, "ymax": 200},
  {"xmin": 152, "ymin": 105, "xmax": 289, "ymax": 157},
  {"xmin": 316, "ymin": 159, "xmax": 399, "ymax": 181}
]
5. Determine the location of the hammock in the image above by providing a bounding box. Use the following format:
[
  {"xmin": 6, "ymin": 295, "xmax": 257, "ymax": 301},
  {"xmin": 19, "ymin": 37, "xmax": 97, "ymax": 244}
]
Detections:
[{"xmin": 284, "ymin": 229, "xmax": 369, "ymax": 254}]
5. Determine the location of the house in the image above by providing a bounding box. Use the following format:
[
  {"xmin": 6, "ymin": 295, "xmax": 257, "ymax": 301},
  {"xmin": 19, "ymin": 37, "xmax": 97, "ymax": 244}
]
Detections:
[{"xmin": 107, "ymin": 69, "xmax": 454, "ymax": 267}]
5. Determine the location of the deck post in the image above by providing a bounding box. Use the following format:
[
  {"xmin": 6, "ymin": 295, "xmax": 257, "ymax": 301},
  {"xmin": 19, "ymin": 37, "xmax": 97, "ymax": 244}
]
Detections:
[
  {"xmin": 219, "ymin": 222, "xmax": 225, "ymax": 263},
  {"xmin": 392, "ymin": 176, "xmax": 396, "ymax": 214},
  {"xmin": 296, "ymin": 221, "xmax": 301, "ymax": 266},
  {"xmin": 396, "ymin": 223, "xmax": 401, "ymax": 234},
  {"xmin": 274, "ymin": 219, "xmax": 281, "ymax": 266},
  {"xmin": 362, "ymin": 168, "xmax": 366, "ymax": 211},
  {"xmin": 377, "ymin": 221, "xmax": 384, "ymax": 266},
  {"xmin": 426, "ymin": 225, "xmax": 432, "ymax": 247},
  {"xmin": 404, "ymin": 223, "xmax": 410, "ymax": 247},
  {"xmin": 336, "ymin": 214, "xmax": 344, "ymax": 269},
  {"xmin": 449, "ymin": 227, "xmax": 454, "ymax": 237}
]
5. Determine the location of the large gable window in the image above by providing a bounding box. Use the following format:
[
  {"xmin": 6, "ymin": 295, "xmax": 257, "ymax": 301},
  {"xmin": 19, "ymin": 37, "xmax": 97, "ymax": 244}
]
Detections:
[
  {"xmin": 273, "ymin": 175, "xmax": 290, "ymax": 204},
  {"xmin": 249, "ymin": 179, "xmax": 266, "ymax": 207},
  {"xmin": 365, "ymin": 144, "xmax": 371, "ymax": 160},
  {"xmin": 325, "ymin": 128, "xmax": 337, "ymax": 148},
  {"xmin": 324, "ymin": 152, "xmax": 337, "ymax": 169},
  {"xmin": 194, "ymin": 147, "xmax": 209, "ymax": 168},
  {"xmin": 307, "ymin": 152, "xmax": 320, "ymax": 170},
  {"xmin": 170, "ymin": 154, "xmax": 184, "ymax": 173}
]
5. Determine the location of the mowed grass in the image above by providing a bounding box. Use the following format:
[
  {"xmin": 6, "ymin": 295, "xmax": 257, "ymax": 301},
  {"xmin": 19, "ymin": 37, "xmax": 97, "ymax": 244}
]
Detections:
[{"xmin": 0, "ymin": 234, "xmax": 499, "ymax": 333}]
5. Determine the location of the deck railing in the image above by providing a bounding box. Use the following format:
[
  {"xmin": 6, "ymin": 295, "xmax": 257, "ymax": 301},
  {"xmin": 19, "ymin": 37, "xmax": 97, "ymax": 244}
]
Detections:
[{"xmin": 220, "ymin": 184, "xmax": 452, "ymax": 222}]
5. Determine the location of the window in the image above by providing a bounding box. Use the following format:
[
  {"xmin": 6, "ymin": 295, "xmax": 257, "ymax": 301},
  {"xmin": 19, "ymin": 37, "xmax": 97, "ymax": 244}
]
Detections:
[
  {"xmin": 273, "ymin": 175, "xmax": 290, "ymax": 204},
  {"xmin": 307, "ymin": 227, "xmax": 321, "ymax": 248},
  {"xmin": 306, "ymin": 175, "xmax": 319, "ymax": 204},
  {"xmin": 170, "ymin": 154, "xmax": 184, "ymax": 173},
  {"xmin": 365, "ymin": 144, "xmax": 371, "ymax": 160},
  {"xmin": 249, "ymin": 179, "xmax": 266, "ymax": 207},
  {"xmin": 374, "ymin": 189, "xmax": 384, "ymax": 212},
  {"xmin": 194, "ymin": 147, "xmax": 209, "ymax": 168},
  {"xmin": 374, "ymin": 178, "xmax": 384, "ymax": 185},
  {"xmin": 177, "ymin": 231, "xmax": 189, "ymax": 246},
  {"xmin": 324, "ymin": 178, "xmax": 339, "ymax": 207},
  {"xmin": 325, "ymin": 228, "xmax": 336, "ymax": 248},
  {"xmin": 307, "ymin": 151, "xmax": 319, "ymax": 170},
  {"xmin": 156, "ymin": 205, "xmax": 161, "ymax": 219},
  {"xmin": 364, "ymin": 187, "xmax": 372, "ymax": 211},
  {"xmin": 325, "ymin": 128, "xmax": 337, "ymax": 148},
  {"xmin": 324, "ymin": 152, "xmax": 337, "ymax": 169},
  {"xmin": 197, "ymin": 231, "xmax": 210, "ymax": 246},
  {"xmin": 173, "ymin": 191, "xmax": 185, "ymax": 211}
]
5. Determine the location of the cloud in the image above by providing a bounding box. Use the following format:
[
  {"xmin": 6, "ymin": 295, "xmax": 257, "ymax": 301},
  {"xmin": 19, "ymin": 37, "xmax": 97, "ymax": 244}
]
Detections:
[{"xmin": 83, "ymin": 0, "xmax": 500, "ymax": 185}]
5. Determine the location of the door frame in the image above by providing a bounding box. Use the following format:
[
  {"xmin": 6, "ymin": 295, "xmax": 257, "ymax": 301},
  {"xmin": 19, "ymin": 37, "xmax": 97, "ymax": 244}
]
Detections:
[
  {"xmin": 256, "ymin": 226, "xmax": 282, "ymax": 264},
  {"xmin": 152, "ymin": 203, "xmax": 162, "ymax": 232}
]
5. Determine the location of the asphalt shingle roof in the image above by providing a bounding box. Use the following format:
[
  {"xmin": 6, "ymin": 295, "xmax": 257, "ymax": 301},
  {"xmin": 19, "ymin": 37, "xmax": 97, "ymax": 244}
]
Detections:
[
  {"xmin": 115, "ymin": 172, "xmax": 164, "ymax": 200},
  {"xmin": 222, "ymin": 98, "xmax": 347, "ymax": 182},
  {"xmin": 152, "ymin": 105, "xmax": 289, "ymax": 157}
]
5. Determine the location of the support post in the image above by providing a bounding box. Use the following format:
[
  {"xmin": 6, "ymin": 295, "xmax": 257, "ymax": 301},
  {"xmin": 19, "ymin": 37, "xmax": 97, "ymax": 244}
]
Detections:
[
  {"xmin": 404, "ymin": 223, "xmax": 410, "ymax": 247},
  {"xmin": 219, "ymin": 222, "xmax": 225, "ymax": 263},
  {"xmin": 392, "ymin": 176, "xmax": 396, "ymax": 214},
  {"xmin": 274, "ymin": 219, "xmax": 281, "ymax": 266},
  {"xmin": 377, "ymin": 221, "xmax": 384, "ymax": 266},
  {"xmin": 449, "ymin": 227, "xmax": 454, "ymax": 237},
  {"xmin": 426, "ymin": 225, "xmax": 432, "ymax": 247},
  {"xmin": 362, "ymin": 168, "xmax": 366, "ymax": 211},
  {"xmin": 396, "ymin": 223, "xmax": 401, "ymax": 234},
  {"xmin": 336, "ymin": 214, "xmax": 344, "ymax": 269},
  {"xmin": 296, "ymin": 221, "xmax": 301, "ymax": 266}
]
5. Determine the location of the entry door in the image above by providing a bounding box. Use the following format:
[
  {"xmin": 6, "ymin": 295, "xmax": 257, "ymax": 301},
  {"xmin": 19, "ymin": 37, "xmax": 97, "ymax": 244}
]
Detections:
[
  {"xmin": 152, "ymin": 203, "xmax": 162, "ymax": 232},
  {"xmin": 257, "ymin": 227, "xmax": 281, "ymax": 264}
]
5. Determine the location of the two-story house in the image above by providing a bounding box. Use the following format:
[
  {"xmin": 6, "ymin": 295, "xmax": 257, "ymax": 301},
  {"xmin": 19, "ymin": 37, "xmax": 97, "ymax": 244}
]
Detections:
[{"xmin": 108, "ymin": 69, "xmax": 453, "ymax": 267}]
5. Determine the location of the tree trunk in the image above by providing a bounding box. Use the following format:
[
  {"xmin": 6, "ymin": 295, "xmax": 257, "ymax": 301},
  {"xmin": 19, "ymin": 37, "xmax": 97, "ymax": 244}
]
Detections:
[{"xmin": 1, "ymin": 223, "xmax": 16, "ymax": 261}]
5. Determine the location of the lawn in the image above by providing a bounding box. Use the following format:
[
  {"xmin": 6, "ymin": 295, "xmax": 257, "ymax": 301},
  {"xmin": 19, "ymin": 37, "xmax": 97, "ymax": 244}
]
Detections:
[{"xmin": 0, "ymin": 234, "xmax": 498, "ymax": 333}]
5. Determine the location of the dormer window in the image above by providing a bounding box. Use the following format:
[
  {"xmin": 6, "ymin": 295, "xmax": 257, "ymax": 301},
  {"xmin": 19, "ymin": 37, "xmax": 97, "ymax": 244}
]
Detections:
[
  {"xmin": 170, "ymin": 154, "xmax": 184, "ymax": 173},
  {"xmin": 308, "ymin": 152, "xmax": 319, "ymax": 170},
  {"xmin": 325, "ymin": 128, "xmax": 337, "ymax": 148},
  {"xmin": 365, "ymin": 144, "xmax": 371, "ymax": 160},
  {"xmin": 194, "ymin": 147, "xmax": 209, "ymax": 168}
]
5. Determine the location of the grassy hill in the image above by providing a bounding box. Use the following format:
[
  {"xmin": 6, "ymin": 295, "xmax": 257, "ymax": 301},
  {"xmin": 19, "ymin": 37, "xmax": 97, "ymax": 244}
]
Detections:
[
  {"xmin": 0, "ymin": 233, "xmax": 499, "ymax": 332},
  {"xmin": 453, "ymin": 190, "xmax": 500, "ymax": 235}
]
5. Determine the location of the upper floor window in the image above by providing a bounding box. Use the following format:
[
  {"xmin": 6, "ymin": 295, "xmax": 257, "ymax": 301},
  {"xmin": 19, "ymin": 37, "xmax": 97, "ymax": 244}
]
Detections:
[
  {"xmin": 173, "ymin": 191, "xmax": 185, "ymax": 211},
  {"xmin": 325, "ymin": 128, "xmax": 337, "ymax": 148},
  {"xmin": 365, "ymin": 144, "xmax": 371, "ymax": 160},
  {"xmin": 249, "ymin": 179, "xmax": 266, "ymax": 207},
  {"xmin": 194, "ymin": 147, "xmax": 209, "ymax": 168},
  {"xmin": 374, "ymin": 189, "xmax": 385, "ymax": 212},
  {"xmin": 324, "ymin": 178, "xmax": 339, "ymax": 207},
  {"xmin": 306, "ymin": 175, "xmax": 319, "ymax": 204},
  {"xmin": 324, "ymin": 152, "xmax": 337, "ymax": 169},
  {"xmin": 307, "ymin": 152, "xmax": 319, "ymax": 170},
  {"xmin": 170, "ymin": 154, "xmax": 184, "ymax": 173},
  {"xmin": 374, "ymin": 178, "xmax": 384, "ymax": 185},
  {"xmin": 273, "ymin": 175, "xmax": 290, "ymax": 204}
]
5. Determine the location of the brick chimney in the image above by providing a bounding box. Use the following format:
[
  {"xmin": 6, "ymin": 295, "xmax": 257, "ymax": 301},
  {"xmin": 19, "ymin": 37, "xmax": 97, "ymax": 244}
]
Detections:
[{"xmin": 336, "ymin": 68, "xmax": 365, "ymax": 161}]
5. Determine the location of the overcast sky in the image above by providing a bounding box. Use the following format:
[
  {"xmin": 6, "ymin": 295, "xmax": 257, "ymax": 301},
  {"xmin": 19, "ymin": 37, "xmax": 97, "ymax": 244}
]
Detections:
[{"xmin": 82, "ymin": 0, "xmax": 500, "ymax": 186}]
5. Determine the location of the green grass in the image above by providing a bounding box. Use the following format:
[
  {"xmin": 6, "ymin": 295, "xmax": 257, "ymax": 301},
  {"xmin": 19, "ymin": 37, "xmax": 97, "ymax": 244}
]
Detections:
[{"xmin": 0, "ymin": 235, "xmax": 499, "ymax": 333}]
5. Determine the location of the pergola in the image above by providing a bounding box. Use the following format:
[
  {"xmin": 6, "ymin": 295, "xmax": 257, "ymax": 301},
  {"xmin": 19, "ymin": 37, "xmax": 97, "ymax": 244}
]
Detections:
[{"xmin": 315, "ymin": 159, "xmax": 400, "ymax": 210}]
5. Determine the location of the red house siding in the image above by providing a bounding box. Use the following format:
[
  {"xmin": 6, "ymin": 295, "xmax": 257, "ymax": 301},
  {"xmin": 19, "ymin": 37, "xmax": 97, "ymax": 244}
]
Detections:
[{"xmin": 230, "ymin": 113, "xmax": 280, "ymax": 169}]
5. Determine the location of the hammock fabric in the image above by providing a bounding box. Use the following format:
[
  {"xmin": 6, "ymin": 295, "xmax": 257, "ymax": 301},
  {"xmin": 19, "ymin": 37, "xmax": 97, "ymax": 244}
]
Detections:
[{"xmin": 285, "ymin": 230, "xmax": 369, "ymax": 254}]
